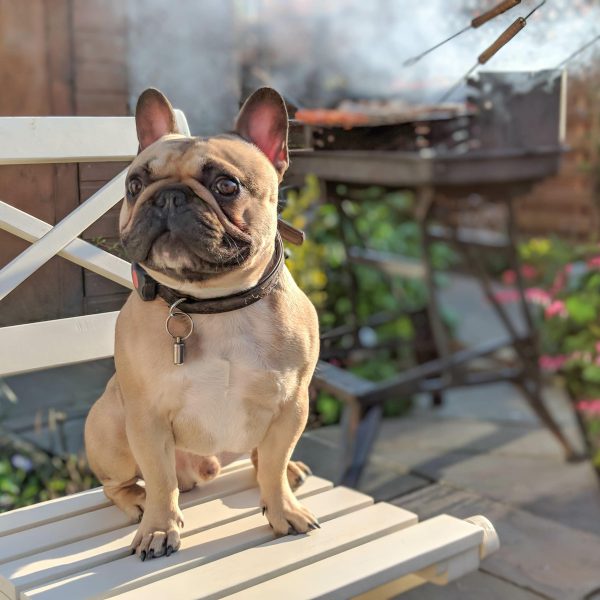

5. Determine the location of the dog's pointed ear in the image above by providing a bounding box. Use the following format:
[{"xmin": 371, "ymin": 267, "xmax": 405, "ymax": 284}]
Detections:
[
  {"xmin": 235, "ymin": 88, "xmax": 289, "ymax": 179},
  {"xmin": 135, "ymin": 88, "xmax": 179, "ymax": 152}
]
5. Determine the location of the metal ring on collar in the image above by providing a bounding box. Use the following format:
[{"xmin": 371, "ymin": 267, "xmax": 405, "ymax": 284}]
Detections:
[{"xmin": 165, "ymin": 300, "xmax": 194, "ymax": 340}]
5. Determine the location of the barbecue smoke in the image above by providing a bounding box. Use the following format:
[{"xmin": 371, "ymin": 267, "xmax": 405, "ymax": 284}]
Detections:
[
  {"xmin": 126, "ymin": 0, "xmax": 600, "ymax": 133},
  {"xmin": 239, "ymin": 0, "xmax": 600, "ymax": 106}
]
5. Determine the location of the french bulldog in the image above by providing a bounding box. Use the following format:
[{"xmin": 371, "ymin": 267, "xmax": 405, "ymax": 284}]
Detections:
[{"xmin": 84, "ymin": 87, "xmax": 320, "ymax": 560}]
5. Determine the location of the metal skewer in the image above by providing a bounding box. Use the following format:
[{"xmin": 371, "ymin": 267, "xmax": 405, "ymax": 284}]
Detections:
[
  {"xmin": 403, "ymin": 0, "xmax": 522, "ymax": 67},
  {"xmin": 438, "ymin": 0, "xmax": 546, "ymax": 103},
  {"xmin": 555, "ymin": 33, "xmax": 600, "ymax": 70}
]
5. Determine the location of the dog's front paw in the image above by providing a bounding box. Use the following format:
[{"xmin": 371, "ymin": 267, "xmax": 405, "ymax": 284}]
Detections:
[
  {"xmin": 262, "ymin": 493, "xmax": 320, "ymax": 536},
  {"xmin": 130, "ymin": 509, "xmax": 184, "ymax": 560}
]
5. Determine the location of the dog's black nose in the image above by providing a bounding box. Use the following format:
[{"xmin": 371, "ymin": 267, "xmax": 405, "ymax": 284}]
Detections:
[{"xmin": 155, "ymin": 189, "xmax": 187, "ymax": 209}]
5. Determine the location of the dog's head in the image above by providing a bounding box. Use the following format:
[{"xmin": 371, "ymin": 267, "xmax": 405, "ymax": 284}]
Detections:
[{"xmin": 119, "ymin": 87, "xmax": 289, "ymax": 283}]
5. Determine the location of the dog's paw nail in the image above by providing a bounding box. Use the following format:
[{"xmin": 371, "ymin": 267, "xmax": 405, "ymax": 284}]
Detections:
[
  {"xmin": 312, "ymin": 520, "xmax": 321, "ymax": 529},
  {"xmin": 262, "ymin": 506, "xmax": 266, "ymax": 516},
  {"xmin": 130, "ymin": 547, "xmax": 136, "ymax": 556},
  {"xmin": 305, "ymin": 466, "xmax": 313, "ymax": 476},
  {"xmin": 166, "ymin": 545, "xmax": 173, "ymax": 557},
  {"xmin": 148, "ymin": 549, "xmax": 155, "ymax": 559},
  {"xmin": 140, "ymin": 550, "xmax": 147, "ymax": 562},
  {"xmin": 287, "ymin": 521, "xmax": 299, "ymax": 535}
]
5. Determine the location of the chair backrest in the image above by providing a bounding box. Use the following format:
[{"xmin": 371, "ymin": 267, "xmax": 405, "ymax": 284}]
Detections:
[{"xmin": 0, "ymin": 111, "xmax": 190, "ymax": 377}]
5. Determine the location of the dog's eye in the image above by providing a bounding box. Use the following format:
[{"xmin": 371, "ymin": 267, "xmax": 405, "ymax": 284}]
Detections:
[
  {"xmin": 127, "ymin": 177, "xmax": 143, "ymax": 197},
  {"xmin": 213, "ymin": 177, "xmax": 239, "ymax": 197}
]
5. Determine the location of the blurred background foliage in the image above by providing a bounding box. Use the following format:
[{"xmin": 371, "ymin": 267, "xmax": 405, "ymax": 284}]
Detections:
[
  {"xmin": 282, "ymin": 176, "xmax": 456, "ymax": 425},
  {"xmin": 503, "ymin": 235, "xmax": 600, "ymax": 468},
  {"xmin": 0, "ymin": 435, "xmax": 97, "ymax": 511}
]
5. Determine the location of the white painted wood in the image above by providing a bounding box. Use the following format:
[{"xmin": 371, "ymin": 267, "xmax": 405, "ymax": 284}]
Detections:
[
  {"xmin": 0, "ymin": 465, "xmax": 258, "ymax": 565},
  {"xmin": 0, "ymin": 201, "xmax": 132, "ymax": 290},
  {"xmin": 0, "ymin": 111, "xmax": 189, "ymax": 165},
  {"xmin": 0, "ymin": 312, "xmax": 118, "ymax": 377},
  {"xmin": 0, "ymin": 488, "xmax": 110, "ymax": 539},
  {"xmin": 0, "ymin": 475, "xmax": 332, "ymax": 599},
  {"xmin": 0, "ymin": 118, "xmax": 138, "ymax": 164},
  {"xmin": 23, "ymin": 487, "xmax": 377, "ymax": 600},
  {"xmin": 466, "ymin": 515, "xmax": 500, "ymax": 559},
  {"xmin": 224, "ymin": 514, "xmax": 485, "ymax": 600},
  {"xmin": 0, "ymin": 171, "xmax": 126, "ymax": 301},
  {"xmin": 0, "ymin": 459, "xmax": 251, "ymax": 539},
  {"xmin": 95, "ymin": 502, "xmax": 416, "ymax": 600}
]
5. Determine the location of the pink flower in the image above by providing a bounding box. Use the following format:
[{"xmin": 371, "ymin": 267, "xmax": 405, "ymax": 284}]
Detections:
[
  {"xmin": 551, "ymin": 271, "xmax": 566, "ymax": 295},
  {"xmin": 587, "ymin": 256, "xmax": 600, "ymax": 269},
  {"xmin": 525, "ymin": 287, "xmax": 552, "ymax": 307},
  {"xmin": 545, "ymin": 300, "xmax": 568, "ymax": 319},
  {"xmin": 576, "ymin": 399, "xmax": 600, "ymax": 415},
  {"xmin": 539, "ymin": 354, "xmax": 568, "ymax": 372},
  {"xmin": 502, "ymin": 270, "xmax": 517, "ymax": 285},
  {"xmin": 521, "ymin": 264, "xmax": 537, "ymax": 280},
  {"xmin": 493, "ymin": 289, "xmax": 520, "ymax": 304}
]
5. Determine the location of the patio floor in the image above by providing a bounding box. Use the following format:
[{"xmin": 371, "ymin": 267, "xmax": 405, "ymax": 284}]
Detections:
[
  {"xmin": 294, "ymin": 274, "xmax": 600, "ymax": 599},
  {"xmin": 295, "ymin": 380, "xmax": 600, "ymax": 599}
]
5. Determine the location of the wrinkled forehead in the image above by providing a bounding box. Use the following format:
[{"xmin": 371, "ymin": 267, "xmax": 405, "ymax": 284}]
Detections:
[{"xmin": 128, "ymin": 134, "xmax": 278, "ymax": 194}]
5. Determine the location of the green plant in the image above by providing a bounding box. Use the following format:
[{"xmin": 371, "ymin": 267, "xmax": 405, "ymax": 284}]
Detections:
[
  {"xmin": 0, "ymin": 434, "xmax": 98, "ymax": 512},
  {"xmin": 503, "ymin": 236, "xmax": 600, "ymax": 468},
  {"xmin": 283, "ymin": 176, "xmax": 456, "ymax": 425}
]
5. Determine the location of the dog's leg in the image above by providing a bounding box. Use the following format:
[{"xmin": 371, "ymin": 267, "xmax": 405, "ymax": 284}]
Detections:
[
  {"xmin": 126, "ymin": 414, "xmax": 184, "ymax": 560},
  {"xmin": 85, "ymin": 377, "xmax": 146, "ymax": 522},
  {"xmin": 251, "ymin": 448, "xmax": 312, "ymax": 492},
  {"xmin": 256, "ymin": 391, "xmax": 319, "ymax": 535}
]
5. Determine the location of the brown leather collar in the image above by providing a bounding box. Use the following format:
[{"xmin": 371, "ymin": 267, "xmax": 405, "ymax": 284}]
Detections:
[{"xmin": 132, "ymin": 233, "xmax": 284, "ymax": 314}]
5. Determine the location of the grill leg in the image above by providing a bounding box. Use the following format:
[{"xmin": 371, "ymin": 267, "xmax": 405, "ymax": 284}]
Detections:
[
  {"xmin": 340, "ymin": 402, "xmax": 383, "ymax": 488},
  {"xmin": 504, "ymin": 199, "xmax": 583, "ymax": 461},
  {"xmin": 417, "ymin": 187, "xmax": 453, "ymax": 401}
]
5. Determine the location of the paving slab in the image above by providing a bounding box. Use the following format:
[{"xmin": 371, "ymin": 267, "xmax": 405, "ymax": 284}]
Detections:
[
  {"xmin": 397, "ymin": 570, "xmax": 547, "ymax": 600},
  {"xmin": 396, "ymin": 482, "xmax": 600, "ymax": 600},
  {"xmin": 2, "ymin": 359, "xmax": 113, "ymax": 427},
  {"xmin": 294, "ymin": 432, "xmax": 430, "ymax": 502}
]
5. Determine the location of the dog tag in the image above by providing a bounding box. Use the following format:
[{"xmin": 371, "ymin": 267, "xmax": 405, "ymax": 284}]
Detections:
[
  {"xmin": 173, "ymin": 336, "xmax": 185, "ymax": 366},
  {"xmin": 165, "ymin": 299, "xmax": 194, "ymax": 367}
]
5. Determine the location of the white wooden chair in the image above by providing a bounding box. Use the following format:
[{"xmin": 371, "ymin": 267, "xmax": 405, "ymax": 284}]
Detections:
[{"xmin": 0, "ymin": 113, "xmax": 500, "ymax": 599}]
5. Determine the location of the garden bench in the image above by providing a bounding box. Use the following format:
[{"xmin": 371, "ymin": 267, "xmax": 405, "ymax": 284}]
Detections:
[
  {"xmin": 0, "ymin": 112, "xmax": 499, "ymax": 598},
  {"xmin": 0, "ymin": 457, "xmax": 499, "ymax": 599}
]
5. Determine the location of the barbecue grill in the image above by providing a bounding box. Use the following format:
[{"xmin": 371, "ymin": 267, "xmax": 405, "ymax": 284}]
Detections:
[{"xmin": 285, "ymin": 70, "xmax": 583, "ymax": 487}]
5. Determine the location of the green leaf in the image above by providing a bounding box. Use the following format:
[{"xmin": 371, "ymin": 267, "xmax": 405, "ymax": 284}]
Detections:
[
  {"xmin": 565, "ymin": 296, "xmax": 597, "ymax": 324},
  {"xmin": 316, "ymin": 394, "xmax": 342, "ymax": 425},
  {"xmin": 582, "ymin": 364, "xmax": 600, "ymax": 384}
]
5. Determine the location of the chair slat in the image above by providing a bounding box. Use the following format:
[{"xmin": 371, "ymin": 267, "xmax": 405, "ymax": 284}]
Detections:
[
  {"xmin": 0, "ymin": 111, "xmax": 189, "ymax": 165},
  {"xmin": 0, "ymin": 475, "xmax": 332, "ymax": 600},
  {"xmin": 0, "ymin": 312, "xmax": 118, "ymax": 377},
  {"xmin": 0, "ymin": 488, "xmax": 109, "ymax": 539},
  {"xmin": 78, "ymin": 502, "xmax": 416, "ymax": 600},
  {"xmin": 225, "ymin": 515, "xmax": 485, "ymax": 600},
  {"xmin": 22, "ymin": 487, "xmax": 378, "ymax": 600},
  {"xmin": 0, "ymin": 459, "xmax": 251, "ymax": 538},
  {"xmin": 0, "ymin": 465, "xmax": 258, "ymax": 565},
  {"xmin": 0, "ymin": 171, "xmax": 126, "ymax": 302},
  {"xmin": 0, "ymin": 117, "xmax": 138, "ymax": 164},
  {"xmin": 0, "ymin": 200, "xmax": 132, "ymax": 290}
]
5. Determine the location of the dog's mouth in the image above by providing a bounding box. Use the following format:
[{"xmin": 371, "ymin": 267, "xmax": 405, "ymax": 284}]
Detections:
[{"xmin": 121, "ymin": 195, "xmax": 253, "ymax": 282}]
